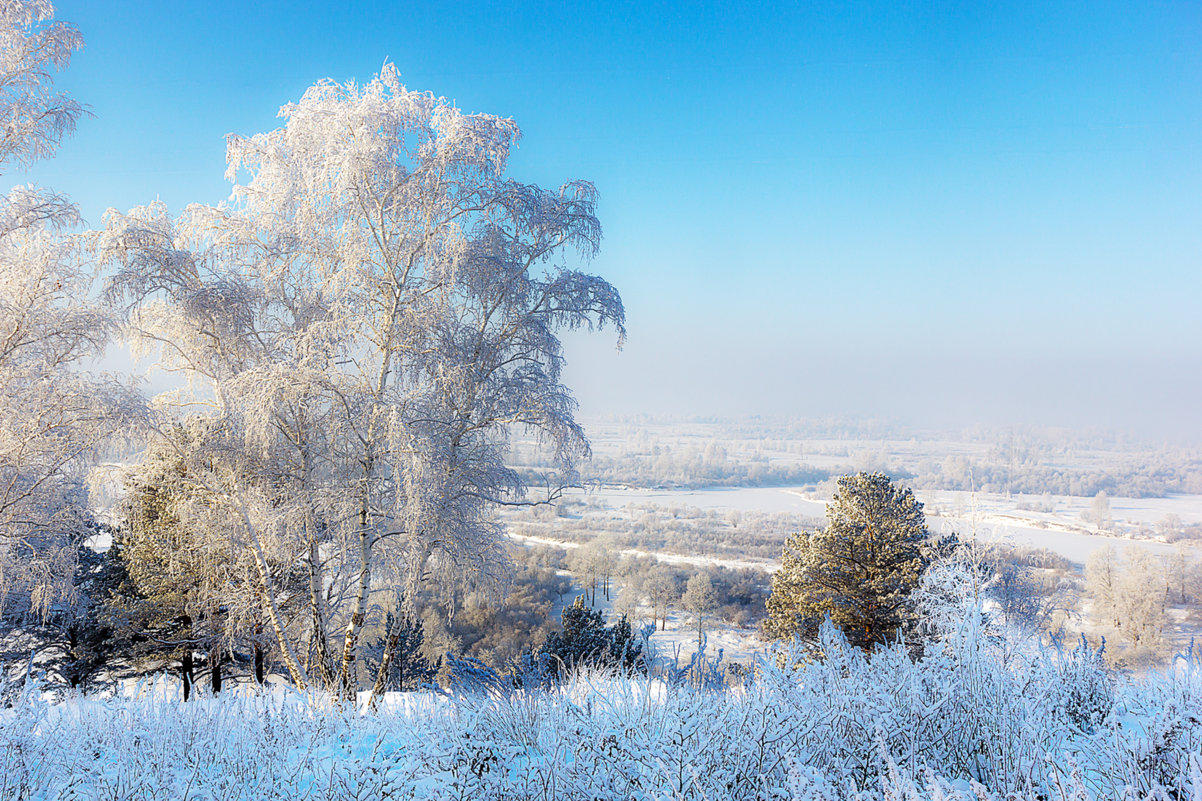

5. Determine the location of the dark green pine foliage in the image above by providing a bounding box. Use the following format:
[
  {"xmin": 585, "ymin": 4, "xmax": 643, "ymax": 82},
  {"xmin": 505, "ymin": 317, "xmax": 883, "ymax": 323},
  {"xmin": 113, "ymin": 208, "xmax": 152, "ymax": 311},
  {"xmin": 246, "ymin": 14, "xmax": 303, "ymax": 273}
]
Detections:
[
  {"xmin": 536, "ymin": 595, "xmax": 644, "ymax": 679},
  {"xmin": 51, "ymin": 540, "xmax": 126, "ymax": 692},
  {"xmin": 375, "ymin": 612, "xmax": 437, "ymax": 692},
  {"xmin": 765, "ymin": 472, "xmax": 931, "ymax": 650}
]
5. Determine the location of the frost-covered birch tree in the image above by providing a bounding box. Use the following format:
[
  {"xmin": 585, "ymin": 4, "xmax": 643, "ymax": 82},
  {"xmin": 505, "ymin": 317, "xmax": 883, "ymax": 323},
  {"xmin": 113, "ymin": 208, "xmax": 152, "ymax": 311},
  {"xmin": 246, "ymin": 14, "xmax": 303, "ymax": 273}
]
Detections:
[
  {"xmin": 97, "ymin": 65, "xmax": 624, "ymax": 696},
  {"xmin": 0, "ymin": 1, "xmax": 140, "ymax": 620}
]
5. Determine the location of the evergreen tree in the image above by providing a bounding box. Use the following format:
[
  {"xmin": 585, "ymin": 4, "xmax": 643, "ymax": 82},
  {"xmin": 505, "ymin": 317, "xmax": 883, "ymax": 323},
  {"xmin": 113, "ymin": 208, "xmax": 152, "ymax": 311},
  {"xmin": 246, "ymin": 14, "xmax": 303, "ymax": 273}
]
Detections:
[
  {"xmin": 108, "ymin": 450, "xmax": 212, "ymax": 700},
  {"xmin": 369, "ymin": 612, "xmax": 437, "ymax": 700},
  {"xmin": 107, "ymin": 425, "xmax": 264, "ymax": 698},
  {"xmin": 27, "ymin": 538, "xmax": 127, "ymax": 694},
  {"xmin": 535, "ymin": 595, "xmax": 644, "ymax": 679},
  {"xmin": 538, "ymin": 596, "xmax": 610, "ymax": 672},
  {"xmin": 606, "ymin": 614, "xmax": 646, "ymax": 673},
  {"xmin": 765, "ymin": 472, "xmax": 931, "ymax": 649}
]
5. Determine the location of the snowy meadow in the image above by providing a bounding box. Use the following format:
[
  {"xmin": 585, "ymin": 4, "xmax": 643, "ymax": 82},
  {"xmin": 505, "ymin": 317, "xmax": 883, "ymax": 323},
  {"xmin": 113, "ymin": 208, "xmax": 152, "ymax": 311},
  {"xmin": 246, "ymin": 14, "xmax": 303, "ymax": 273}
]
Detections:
[{"xmin": 6, "ymin": 617, "xmax": 1202, "ymax": 801}]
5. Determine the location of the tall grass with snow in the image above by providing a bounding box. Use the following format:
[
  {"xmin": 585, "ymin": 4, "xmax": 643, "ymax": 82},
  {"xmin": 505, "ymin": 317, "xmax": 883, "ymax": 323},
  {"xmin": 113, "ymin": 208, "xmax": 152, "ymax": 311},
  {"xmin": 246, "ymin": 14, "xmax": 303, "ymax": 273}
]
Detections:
[{"xmin": 3, "ymin": 568, "xmax": 1201, "ymax": 800}]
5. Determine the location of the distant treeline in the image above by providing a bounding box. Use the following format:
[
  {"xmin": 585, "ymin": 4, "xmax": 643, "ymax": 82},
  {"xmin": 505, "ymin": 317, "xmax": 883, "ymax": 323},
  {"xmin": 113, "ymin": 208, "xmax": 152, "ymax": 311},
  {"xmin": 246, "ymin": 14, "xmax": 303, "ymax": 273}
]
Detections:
[
  {"xmin": 520, "ymin": 421, "xmax": 1202, "ymax": 499},
  {"xmin": 580, "ymin": 453, "xmax": 829, "ymax": 489},
  {"xmin": 517, "ymin": 441, "xmax": 829, "ymax": 490},
  {"xmin": 915, "ymin": 457, "xmax": 1202, "ymax": 498},
  {"xmin": 566, "ymin": 448, "xmax": 1202, "ymax": 499}
]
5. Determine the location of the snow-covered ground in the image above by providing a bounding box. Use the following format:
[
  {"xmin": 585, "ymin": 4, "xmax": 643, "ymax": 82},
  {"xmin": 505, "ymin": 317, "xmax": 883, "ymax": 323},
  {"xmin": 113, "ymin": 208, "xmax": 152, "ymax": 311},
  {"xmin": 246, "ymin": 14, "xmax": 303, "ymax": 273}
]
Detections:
[
  {"xmin": 566, "ymin": 485, "xmax": 830, "ymax": 516},
  {"xmin": 7, "ymin": 622, "xmax": 1201, "ymax": 801},
  {"xmin": 508, "ymin": 530, "xmax": 776, "ymax": 572}
]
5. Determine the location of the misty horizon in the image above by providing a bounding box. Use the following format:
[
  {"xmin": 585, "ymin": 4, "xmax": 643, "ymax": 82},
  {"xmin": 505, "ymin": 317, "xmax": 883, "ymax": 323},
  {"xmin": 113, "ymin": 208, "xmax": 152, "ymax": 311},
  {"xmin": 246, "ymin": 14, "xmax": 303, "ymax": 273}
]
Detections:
[{"xmin": 27, "ymin": 0, "xmax": 1199, "ymax": 443}]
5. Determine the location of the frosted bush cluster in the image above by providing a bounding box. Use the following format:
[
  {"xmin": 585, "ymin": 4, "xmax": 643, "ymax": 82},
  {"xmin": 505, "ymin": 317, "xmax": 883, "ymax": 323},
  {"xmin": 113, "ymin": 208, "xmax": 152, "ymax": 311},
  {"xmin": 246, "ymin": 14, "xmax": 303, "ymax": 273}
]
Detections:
[{"xmin": 4, "ymin": 622, "xmax": 1201, "ymax": 800}]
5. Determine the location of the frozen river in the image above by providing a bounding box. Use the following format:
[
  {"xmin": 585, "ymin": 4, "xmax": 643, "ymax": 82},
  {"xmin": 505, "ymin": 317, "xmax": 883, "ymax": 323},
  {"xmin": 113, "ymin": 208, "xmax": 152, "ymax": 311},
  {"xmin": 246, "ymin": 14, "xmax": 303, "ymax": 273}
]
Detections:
[
  {"xmin": 569, "ymin": 486, "xmax": 829, "ymax": 516},
  {"xmin": 566, "ymin": 485, "xmax": 1197, "ymax": 566}
]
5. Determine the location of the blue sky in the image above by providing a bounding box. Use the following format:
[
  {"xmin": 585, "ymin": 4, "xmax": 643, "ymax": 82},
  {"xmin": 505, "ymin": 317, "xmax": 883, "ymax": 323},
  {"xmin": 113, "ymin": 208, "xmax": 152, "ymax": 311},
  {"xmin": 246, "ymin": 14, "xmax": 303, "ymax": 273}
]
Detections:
[{"xmin": 26, "ymin": 1, "xmax": 1202, "ymax": 436}]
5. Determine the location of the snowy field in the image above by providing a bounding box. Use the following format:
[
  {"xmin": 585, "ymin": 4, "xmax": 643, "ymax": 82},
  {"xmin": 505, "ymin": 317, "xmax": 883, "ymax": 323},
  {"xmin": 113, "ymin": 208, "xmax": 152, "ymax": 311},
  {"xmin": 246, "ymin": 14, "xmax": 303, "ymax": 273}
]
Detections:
[
  {"xmin": 5, "ymin": 623, "xmax": 1201, "ymax": 801},
  {"xmin": 565, "ymin": 485, "xmax": 831, "ymax": 516},
  {"xmin": 507, "ymin": 482, "xmax": 1202, "ymax": 665},
  {"xmin": 560, "ymin": 485, "xmax": 1200, "ymax": 565}
]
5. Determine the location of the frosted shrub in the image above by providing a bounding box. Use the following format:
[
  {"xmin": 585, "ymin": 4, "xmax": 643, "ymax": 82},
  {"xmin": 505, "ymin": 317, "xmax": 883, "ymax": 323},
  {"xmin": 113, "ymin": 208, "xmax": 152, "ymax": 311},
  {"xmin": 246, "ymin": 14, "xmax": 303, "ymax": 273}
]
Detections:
[
  {"xmin": 1042, "ymin": 635, "xmax": 1114, "ymax": 733},
  {"xmin": 3, "ymin": 628, "xmax": 1201, "ymax": 799},
  {"xmin": 1090, "ymin": 645, "xmax": 1202, "ymax": 799}
]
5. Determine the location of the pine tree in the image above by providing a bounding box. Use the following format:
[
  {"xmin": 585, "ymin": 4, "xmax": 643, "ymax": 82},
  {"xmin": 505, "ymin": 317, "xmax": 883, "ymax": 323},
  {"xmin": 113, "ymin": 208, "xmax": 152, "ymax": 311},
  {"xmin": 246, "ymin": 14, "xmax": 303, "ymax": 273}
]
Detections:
[
  {"xmin": 108, "ymin": 425, "xmax": 260, "ymax": 699},
  {"xmin": 538, "ymin": 596, "xmax": 610, "ymax": 671},
  {"xmin": 765, "ymin": 472, "xmax": 931, "ymax": 649},
  {"xmin": 369, "ymin": 612, "xmax": 437, "ymax": 700},
  {"xmin": 535, "ymin": 595, "xmax": 644, "ymax": 679}
]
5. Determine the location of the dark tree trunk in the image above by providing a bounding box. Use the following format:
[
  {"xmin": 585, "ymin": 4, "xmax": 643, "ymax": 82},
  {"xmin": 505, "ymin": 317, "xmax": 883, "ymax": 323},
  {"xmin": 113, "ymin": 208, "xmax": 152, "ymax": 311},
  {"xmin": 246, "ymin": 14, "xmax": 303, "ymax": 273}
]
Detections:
[
  {"xmin": 180, "ymin": 614, "xmax": 194, "ymax": 702},
  {"xmin": 66, "ymin": 625, "xmax": 81, "ymax": 689},
  {"xmin": 181, "ymin": 650, "xmax": 194, "ymax": 702},
  {"xmin": 210, "ymin": 646, "xmax": 222, "ymax": 694},
  {"xmin": 254, "ymin": 641, "xmax": 265, "ymax": 684}
]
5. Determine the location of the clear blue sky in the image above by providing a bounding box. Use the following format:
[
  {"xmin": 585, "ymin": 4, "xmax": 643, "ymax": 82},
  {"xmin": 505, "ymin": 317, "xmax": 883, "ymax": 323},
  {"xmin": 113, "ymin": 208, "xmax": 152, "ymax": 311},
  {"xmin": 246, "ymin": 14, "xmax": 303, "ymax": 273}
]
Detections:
[{"xmin": 28, "ymin": 1, "xmax": 1202, "ymax": 437}]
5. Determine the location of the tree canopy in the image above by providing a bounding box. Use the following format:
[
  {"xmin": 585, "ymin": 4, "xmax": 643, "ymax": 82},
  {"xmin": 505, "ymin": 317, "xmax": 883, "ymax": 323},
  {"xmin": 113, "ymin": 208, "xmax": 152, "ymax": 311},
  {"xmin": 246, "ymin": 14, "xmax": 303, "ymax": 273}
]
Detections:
[
  {"xmin": 765, "ymin": 472, "xmax": 932, "ymax": 649},
  {"xmin": 0, "ymin": 0, "xmax": 141, "ymax": 622},
  {"xmin": 94, "ymin": 64, "xmax": 624, "ymax": 699}
]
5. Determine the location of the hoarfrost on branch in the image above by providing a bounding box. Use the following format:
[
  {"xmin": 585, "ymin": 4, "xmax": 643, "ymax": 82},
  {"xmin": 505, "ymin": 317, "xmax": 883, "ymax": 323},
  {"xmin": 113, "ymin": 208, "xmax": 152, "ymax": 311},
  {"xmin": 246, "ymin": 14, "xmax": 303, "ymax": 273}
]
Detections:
[{"xmin": 96, "ymin": 64, "xmax": 625, "ymax": 695}]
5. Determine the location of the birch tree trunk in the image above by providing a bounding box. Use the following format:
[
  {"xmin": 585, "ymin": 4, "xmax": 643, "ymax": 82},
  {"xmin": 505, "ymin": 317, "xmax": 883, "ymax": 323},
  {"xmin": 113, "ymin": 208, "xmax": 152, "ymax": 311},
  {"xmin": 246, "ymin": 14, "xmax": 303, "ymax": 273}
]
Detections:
[
  {"xmin": 367, "ymin": 614, "xmax": 402, "ymax": 711},
  {"xmin": 337, "ymin": 502, "xmax": 373, "ymax": 700}
]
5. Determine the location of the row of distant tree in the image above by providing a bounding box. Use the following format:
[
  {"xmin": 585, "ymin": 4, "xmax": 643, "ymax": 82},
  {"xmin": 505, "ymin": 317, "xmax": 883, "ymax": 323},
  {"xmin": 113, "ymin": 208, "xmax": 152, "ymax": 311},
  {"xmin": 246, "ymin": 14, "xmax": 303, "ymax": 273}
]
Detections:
[
  {"xmin": 509, "ymin": 498, "xmax": 816, "ymax": 562},
  {"xmin": 920, "ymin": 454, "xmax": 1202, "ymax": 499},
  {"xmin": 528, "ymin": 422, "xmax": 1202, "ymax": 498}
]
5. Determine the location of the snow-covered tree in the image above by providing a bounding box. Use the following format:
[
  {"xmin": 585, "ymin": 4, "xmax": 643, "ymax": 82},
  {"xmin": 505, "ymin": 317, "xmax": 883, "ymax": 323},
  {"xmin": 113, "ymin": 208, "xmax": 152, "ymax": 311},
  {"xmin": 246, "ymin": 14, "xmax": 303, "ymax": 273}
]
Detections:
[
  {"xmin": 0, "ymin": 1, "xmax": 140, "ymax": 620},
  {"xmin": 109, "ymin": 422, "xmax": 273, "ymax": 699},
  {"xmin": 644, "ymin": 566, "xmax": 678, "ymax": 631},
  {"xmin": 682, "ymin": 571, "xmax": 717, "ymax": 646},
  {"xmin": 1085, "ymin": 545, "xmax": 1119, "ymax": 628},
  {"xmin": 96, "ymin": 65, "xmax": 624, "ymax": 696},
  {"xmin": 1162, "ymin": 542, "xmax": 1196, "ymax": 605},
  {"xmin": 1090, "ymin": 490, "xmax": 1112, "ymax": 532},
  {"xmin": 613, "ymin": 571, "xmax": 643, "ymax": 618},
  {"xmin": 1086, "ymin": 545, "xmax": 1170, "ymax": 660},
  {"xmin": 1111, "ymin": 547, "xmax": 1168, "ymax": 649},
  {"xmin": 569, "ymin": 538, "xmax": 616, "ymax": 604},
  {"xmin": 0, "ymin": 0, "xmax": 83, "ymax": 169}
]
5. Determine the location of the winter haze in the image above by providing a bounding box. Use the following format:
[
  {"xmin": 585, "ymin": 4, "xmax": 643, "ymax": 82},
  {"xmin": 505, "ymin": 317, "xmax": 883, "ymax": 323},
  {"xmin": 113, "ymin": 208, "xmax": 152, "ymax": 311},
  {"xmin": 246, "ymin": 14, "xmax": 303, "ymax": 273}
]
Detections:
[{"xmin": 21, "ymin": 1, "xmax": 1202, "ymax": 439}]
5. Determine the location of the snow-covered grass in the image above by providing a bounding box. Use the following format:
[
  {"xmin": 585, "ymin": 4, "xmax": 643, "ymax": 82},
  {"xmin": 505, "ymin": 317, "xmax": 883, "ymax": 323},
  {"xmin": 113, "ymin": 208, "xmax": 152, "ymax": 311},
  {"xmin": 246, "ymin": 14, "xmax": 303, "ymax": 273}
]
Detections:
[{"xmin": 5, "ymin": 621, "xmax": 1202, "ymax": 801}]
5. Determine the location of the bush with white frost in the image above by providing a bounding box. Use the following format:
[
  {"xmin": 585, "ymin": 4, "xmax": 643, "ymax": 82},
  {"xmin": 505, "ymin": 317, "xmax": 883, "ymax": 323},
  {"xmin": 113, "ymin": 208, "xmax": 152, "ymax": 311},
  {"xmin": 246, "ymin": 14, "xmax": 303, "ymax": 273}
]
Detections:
[{"xmin": 4, "ymin": 606, "xmax": 1202, "ymax": 800}]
